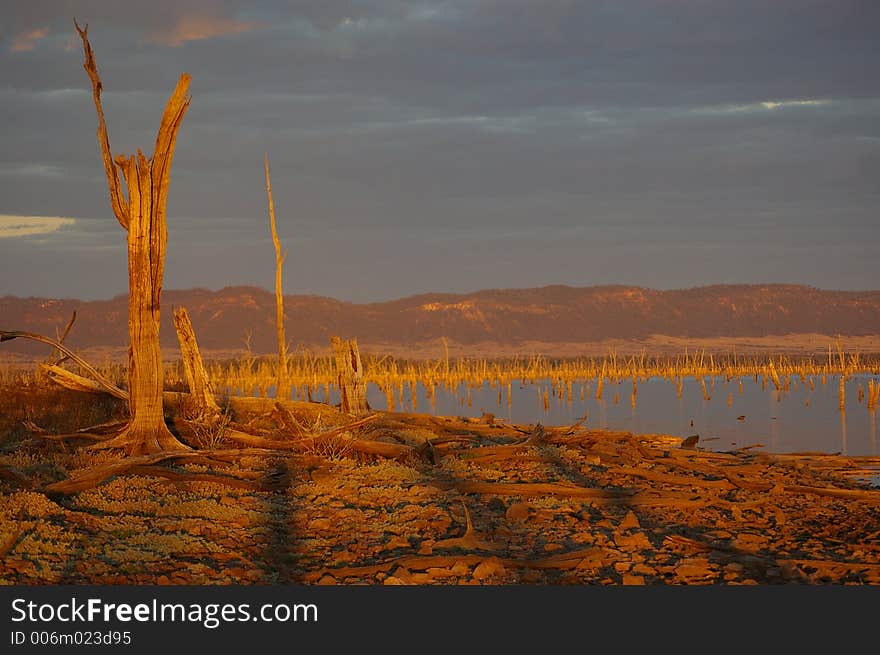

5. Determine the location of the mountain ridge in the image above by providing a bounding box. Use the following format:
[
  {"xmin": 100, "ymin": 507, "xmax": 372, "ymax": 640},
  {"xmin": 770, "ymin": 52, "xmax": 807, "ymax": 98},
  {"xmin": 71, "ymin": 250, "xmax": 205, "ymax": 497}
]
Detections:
[{"xmin": 2, "ymin": 283, "xmax": 879, "ymax": 356}]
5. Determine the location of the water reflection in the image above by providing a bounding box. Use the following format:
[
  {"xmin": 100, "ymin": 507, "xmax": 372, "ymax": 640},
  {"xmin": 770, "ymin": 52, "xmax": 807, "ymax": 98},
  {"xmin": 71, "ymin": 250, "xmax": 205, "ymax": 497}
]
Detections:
[{"xmin": 257, "ymin": 374, "xmax": 880, "ymax": 457}]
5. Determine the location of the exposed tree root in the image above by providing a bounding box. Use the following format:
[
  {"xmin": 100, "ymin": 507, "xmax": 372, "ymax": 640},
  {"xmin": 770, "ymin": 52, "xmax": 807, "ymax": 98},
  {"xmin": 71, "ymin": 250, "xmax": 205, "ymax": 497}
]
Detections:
[
  {"xmin": 89, "ymin": 420, "xmax": 191, "ymax": 456},
  {"xmin": 434, "ymin": 503, "xmax": 496, "ymax": 551},
  {"xmin": 127, "ymin": 465, "xmax": 264, "ymax": 491},
  {"xmin": 44, "ymin": 452, "xmax": 198, "ymax": 494}
]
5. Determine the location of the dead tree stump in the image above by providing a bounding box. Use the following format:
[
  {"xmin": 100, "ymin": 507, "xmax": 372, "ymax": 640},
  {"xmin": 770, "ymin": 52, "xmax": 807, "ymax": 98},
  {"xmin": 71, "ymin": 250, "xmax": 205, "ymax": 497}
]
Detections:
[
  {"xmin": 173, "ymin": 306, "xmax": 220, "ymax": 417},
  {"xmin": 74, "ymin": 21, "xmax": 191, "ymax": 455},
  {"xmin": 331, "ymin": 336, "xmax": 369, "ymax": 416}
]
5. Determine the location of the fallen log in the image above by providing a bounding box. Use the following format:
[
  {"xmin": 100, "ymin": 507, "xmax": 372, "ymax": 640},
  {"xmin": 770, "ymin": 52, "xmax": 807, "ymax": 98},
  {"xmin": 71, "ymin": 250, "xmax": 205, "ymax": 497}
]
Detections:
[
  {"xmin": 608, "ymin": 465, "xmax": 735, "ymax": 490},
  {"xmin": 44, "ymin": 452, "xmax": 200, "ymax": 494},
  {"xmin": 440, "ymin": 480, "xmax": 636, "ymax": 500},
  {"xmin": 0, "ymin": 330, "xmax": 127, "ymax": 400},
  {"xmin": 223, "ymin": 426, "xmax": 417, "ymax": 461},
  {"xmin": 127, "ymin": 465, "xmax": 263, "ymax": 491},
  {"xmin": 42, "ymin": 448, "xmax": 281, "ymax": 495}
]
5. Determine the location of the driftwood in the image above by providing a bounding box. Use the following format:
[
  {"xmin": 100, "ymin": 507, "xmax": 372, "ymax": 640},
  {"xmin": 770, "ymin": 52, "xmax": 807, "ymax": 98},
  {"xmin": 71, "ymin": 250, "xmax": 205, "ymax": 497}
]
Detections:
[
  {"xmin": 0, "ymin": 331, "xmax": 126, "ymax": 400},
  {"xmin": 41, "ymin": 364, "xmax": 110, "ymax": 396},
  {"xmin": 222, "ymin": 416, "xmax": 423, "ymax": 460},
  {"xmin": 608, "ymin": 465, "xmax": 735, "ymax": 490}
]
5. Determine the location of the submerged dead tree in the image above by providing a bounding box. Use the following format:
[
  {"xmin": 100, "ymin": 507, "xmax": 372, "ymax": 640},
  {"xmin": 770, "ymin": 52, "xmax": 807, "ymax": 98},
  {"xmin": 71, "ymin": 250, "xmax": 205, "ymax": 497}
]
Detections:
[
  {"xmin": 331, "ymin": 336, "xmax": 369, "ymax": 415},
  {"xmin": 264, "ymin": 154, "xmax": 290, "ymax": 401},
  {"xmin": 74, "ymin": 21, "xmax": 191, "ymax": 455}
]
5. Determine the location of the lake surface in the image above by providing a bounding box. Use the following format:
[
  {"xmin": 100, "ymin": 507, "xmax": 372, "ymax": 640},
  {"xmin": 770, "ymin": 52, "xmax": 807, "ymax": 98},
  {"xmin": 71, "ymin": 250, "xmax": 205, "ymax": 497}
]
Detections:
[{"xmin": 303, "ymin": 375, "xmax": 880, "ymax": 457}]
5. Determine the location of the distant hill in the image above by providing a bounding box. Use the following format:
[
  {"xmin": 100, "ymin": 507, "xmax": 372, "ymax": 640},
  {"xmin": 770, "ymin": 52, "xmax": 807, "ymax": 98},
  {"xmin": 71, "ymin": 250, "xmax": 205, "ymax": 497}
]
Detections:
[{"xmin": 2, "ymin": 284, "xmax": 880, "ymax": 358}]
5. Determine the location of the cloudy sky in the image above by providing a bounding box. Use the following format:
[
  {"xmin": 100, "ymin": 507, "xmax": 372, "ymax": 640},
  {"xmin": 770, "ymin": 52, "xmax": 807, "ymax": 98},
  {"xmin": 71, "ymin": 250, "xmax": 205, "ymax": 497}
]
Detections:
[{"xmin": 1, "ymin": 1, "xmax": 878, "ymax": 301}]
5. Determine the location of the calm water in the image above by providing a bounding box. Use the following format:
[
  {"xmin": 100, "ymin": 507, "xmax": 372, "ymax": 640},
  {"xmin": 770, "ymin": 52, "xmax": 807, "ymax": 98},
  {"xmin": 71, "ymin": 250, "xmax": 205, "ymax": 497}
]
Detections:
[{"xmin": 291, "ymin": 375, "xmax": 880, "ymax": 457}]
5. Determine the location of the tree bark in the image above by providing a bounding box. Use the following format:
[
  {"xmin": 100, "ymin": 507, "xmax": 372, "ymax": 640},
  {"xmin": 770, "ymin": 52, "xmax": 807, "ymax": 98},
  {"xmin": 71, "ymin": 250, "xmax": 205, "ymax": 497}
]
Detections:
[
  {"xmin": 74, "ymin": 21, "xmax": 190, "ymax": 455},
  {"xmin": 173, "ymin": 306, "xmax": 220, "ymax": 417},
  {"xmin": 331, "ymin": 336, "xmax": 369, "ymax": 415},
  {"xmin": 264, "ymin": 154, "xmax": 290, "ymax": 401}
]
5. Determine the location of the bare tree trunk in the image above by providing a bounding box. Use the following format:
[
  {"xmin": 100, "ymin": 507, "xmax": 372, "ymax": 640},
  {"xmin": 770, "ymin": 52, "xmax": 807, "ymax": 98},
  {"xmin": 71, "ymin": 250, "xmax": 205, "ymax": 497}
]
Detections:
[
  {"xmin": 173, "ymin": 306, "xmax": 220, "ymax": 417},
  {"xmin": 264, "ymin": 154, "xmax": 290, "ymax": 401},
  {"xmin": 74, "ymin": 21, "xmax": 190, "ymax": 455},
  {"xmin": 331, "ymin": 336, "xmax": 369, "ymax": 415}
]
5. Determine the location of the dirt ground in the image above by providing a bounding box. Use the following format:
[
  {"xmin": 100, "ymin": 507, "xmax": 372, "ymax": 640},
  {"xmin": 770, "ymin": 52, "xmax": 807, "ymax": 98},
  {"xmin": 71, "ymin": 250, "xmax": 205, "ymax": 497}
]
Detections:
[{"xmin": 1, "ymin": 390, "xmax": 879, "ymax": 585}]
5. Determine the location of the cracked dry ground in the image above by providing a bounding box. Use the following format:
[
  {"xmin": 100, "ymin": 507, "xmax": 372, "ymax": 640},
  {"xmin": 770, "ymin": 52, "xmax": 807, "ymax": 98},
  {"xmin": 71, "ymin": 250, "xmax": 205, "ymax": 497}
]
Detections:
[{"xmin": 2, "ymin": 411, "xmax": 880, "ymax": 585}]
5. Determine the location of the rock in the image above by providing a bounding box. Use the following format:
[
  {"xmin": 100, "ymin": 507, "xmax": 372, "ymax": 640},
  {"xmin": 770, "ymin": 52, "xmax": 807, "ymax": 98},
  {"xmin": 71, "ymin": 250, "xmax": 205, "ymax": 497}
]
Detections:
[
  {"xmin": 473, "ymin": 557, "xmax": 506, "ymax": 581},
  {"xmin": 487, "ymin": 497, "xmax": 506, "ymax": 512},
  {"xmin": 543, "ymin": 542, "xmax": 564, "ymax": 552},
  {"xmin": 426, "ymin": 567, "xmax": 455, "ymax": 579},
  {"xmin": 317, "ymin": 574, "xmax": 337, "ymax": 585},
  {"xmin": 622, "ymin": 575, "xmax": 645, "ymax": 585},
  {"xmin": 521, "ymin": 570, "xmax": 543, "ymax": 583},
  {"xmin": 451, "ymin": 560, "xmax": 471, "ymax": 577},
  {"xmin": 156, "ymin": 575, "xmax": 171, "ymax": 585},
  {"xmin": 674, "ymin": 557, "xmax": 714, "ymax": 583},
  {"xmin": 383, "ymin": 535, "xmax": 411, "ymax": 551},
  {"xmin": 307, "ymin": 518, "xmax": 332, "ymax": 531},
  {"xmin": 575, "ymin": 547, "xmax": 616, "ymax": 570},
  {"xmin": 733, "ymin": 533, "xmax": 768, "ymax": 552},
  {"xmin": 619, "ymin": 510, "xmax": 640, "ymax": 530},
  {"xmin": 613, "ymin": 531, "xmax": 652, "ymax": 550},
  {"xmin": 506, "ymin": 502, "xmax": 531, "ymax": 521},
  {"xmin": 383, "ymin": 576, "xmax": 406, "ymax": 585},
  {"xmin": 391, "ymin": 566, "xmax": 413, "ymax": 583}
]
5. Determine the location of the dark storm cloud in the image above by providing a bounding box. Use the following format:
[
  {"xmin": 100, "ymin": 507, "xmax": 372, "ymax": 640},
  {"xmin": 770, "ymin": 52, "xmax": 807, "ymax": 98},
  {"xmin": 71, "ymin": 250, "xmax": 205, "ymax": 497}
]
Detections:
[{"xmin": 1, "ymin": 1, "xmax": 878, "ymax": 300}]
